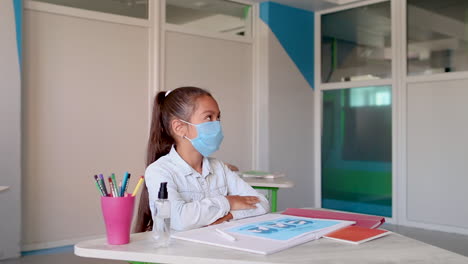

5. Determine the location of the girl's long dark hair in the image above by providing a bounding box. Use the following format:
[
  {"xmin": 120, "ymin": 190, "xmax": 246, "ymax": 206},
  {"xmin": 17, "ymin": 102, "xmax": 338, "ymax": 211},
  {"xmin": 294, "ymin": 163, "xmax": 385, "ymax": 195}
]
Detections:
[{"xmin": 134, "ymin": 87, "xmax": 212, "ymax": 233}]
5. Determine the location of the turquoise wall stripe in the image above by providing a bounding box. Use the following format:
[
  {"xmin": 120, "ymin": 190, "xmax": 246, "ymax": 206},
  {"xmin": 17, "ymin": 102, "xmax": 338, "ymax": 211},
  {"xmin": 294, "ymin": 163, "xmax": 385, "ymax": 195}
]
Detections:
[
  {"xmin": 13, "ymin": 0, "xmax": 22, "ymax": 67},
  {"xmin": 22, "ymin": 245, "xmax": 74, "ymax": 256},
  {"xmin": 260, "ymin": 2, "xmax": 314, "ymax": 89},
  {"xmin": 259, "ymin": 2, "xmax": 269, "ymax": 22}
]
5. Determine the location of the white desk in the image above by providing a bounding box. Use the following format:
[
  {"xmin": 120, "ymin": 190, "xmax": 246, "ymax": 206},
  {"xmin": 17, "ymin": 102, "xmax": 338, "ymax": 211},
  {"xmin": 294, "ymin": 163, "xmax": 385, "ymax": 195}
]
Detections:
[
  {"xmin": 75, "ymin": 230, "xmax": 468, "ymax": 264},
  {"xmin": 241, "ymin": 177, "xmax": 294, "ymax": 212},
  {"xmin": 241, "ymin": 177, "xmax": 294, "ymax": 189}
]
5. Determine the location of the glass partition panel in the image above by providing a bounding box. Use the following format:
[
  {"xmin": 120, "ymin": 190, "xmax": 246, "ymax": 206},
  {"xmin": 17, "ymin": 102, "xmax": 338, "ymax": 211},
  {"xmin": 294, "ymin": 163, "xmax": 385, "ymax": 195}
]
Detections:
[
  {"xmin": 322, "ymin": 86, "xmax": 392, "ymax": 217},
  {"xmin": 407, "ymin": 0, "xmax": 468, "ymax": 75},
  {"xmin": 166, "ymin": 0, "xmax": 252, "ymax": 37},
  {"xmin": 321, "ymin": 2, "xmax": 391, "ymax": 83},
  {"xmin": 33, "ymin": 0, "xmax": 148, "ymax": 19}
]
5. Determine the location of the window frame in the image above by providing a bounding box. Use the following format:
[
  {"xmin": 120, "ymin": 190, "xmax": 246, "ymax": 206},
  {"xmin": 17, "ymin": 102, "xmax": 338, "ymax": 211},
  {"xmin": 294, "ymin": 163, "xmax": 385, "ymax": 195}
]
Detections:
[{"xmin": 314, "ymin": 0, "xmax": 397, "ymax": 224}]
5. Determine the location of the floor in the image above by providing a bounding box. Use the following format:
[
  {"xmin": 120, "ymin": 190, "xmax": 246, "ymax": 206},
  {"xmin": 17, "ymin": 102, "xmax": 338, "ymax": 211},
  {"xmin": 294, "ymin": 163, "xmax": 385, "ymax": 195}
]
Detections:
[
  {"xmin": 382, "ymin": 224, "xmax": 468, "ymax": 257},
  {"xmin": 0, "ymin": 252, "xmax": 121, "ymax": 264},
  {"xmin": 1, "ymin": 224, "xmax": 467, "ymax": 264}
]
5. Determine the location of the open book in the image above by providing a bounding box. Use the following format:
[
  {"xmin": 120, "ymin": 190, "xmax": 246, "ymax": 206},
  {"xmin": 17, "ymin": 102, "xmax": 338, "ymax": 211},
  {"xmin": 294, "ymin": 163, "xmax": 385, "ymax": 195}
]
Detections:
[
  {"xmin": 172, "ymin": 214, "xmax": 354, "ymax": 255},
  {"xmin": 282, "ymin": 208, "xmax": 385, "ymax": 229}
]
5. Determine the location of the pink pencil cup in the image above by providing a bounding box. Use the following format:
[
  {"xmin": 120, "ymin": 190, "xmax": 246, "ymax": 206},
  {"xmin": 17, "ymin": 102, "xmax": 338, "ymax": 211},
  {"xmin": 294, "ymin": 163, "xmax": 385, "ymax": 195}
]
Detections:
[{"xmin": 100, "ymin": 195, "xmax": 135, "ymax": 245}]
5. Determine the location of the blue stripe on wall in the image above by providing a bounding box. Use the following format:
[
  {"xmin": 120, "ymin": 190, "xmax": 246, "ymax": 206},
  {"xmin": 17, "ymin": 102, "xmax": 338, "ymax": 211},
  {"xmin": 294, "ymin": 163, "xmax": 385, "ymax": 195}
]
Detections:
[
  {"xmin": 260, "ymin": 2, "xmax": 314, "ymax": 89},
  {"xmin": 22, "ymin": 245, "xmax": 74, "ymax": 256},
  {"xmin": 13, "ymin": 0, "xmax": 22, "ymax": 67}
]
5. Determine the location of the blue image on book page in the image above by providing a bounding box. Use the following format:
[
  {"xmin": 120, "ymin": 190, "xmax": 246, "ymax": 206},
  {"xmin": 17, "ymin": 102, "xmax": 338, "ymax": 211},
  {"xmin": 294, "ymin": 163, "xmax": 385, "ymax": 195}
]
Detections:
[{"xmin": 227, "ymin": 217, "xmax": 341, "ymax": 241}]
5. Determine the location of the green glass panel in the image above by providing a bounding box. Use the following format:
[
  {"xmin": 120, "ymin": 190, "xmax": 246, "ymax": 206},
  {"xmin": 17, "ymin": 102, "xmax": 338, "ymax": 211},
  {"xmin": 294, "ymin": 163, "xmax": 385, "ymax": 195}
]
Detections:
[{"xmin": 322, "ymin": 86, "xmax": 392, "ymax": 217}]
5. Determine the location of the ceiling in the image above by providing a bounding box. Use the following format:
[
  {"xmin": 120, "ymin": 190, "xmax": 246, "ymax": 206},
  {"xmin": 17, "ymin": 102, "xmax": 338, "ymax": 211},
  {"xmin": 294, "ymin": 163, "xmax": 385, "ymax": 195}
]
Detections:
[{"xmin": 249, "ymin": 0, "xmax": 367, "ymax": 12}]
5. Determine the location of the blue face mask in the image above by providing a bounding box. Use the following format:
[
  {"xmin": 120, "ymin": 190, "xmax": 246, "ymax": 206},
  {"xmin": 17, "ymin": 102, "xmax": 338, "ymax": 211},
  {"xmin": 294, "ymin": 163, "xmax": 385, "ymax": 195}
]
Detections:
[{"xmin": 180, "ymin": 120, "xmax": 224, "ymax": 157}]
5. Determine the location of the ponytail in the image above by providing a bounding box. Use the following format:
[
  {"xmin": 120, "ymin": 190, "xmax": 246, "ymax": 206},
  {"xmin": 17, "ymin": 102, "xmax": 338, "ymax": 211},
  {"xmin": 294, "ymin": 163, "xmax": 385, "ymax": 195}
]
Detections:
[
  {"xmin": 134, "ymin": 87, "xmax": 212, "ymax": 233},
  {"xmin": 134, "ymin": 91, "xmax": 172, "ymax": 233},
  {"xmin": 146, "ymin": 92, "xmax": 174, "ymax": 166}
]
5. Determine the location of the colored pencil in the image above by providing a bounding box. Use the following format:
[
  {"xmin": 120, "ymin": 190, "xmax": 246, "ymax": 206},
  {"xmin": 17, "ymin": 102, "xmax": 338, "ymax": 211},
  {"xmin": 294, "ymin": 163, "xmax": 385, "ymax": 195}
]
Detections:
[
  {"xmin": 108, "ymin": 177, "xmax": 117, "ymax": 197},
  {"xmin": 122, "ymin": 173, "xmax": 131, "ymax": 196},
  {"xmin": 99, "ymin": 174, "xmax": 108, "ymax": 196},
  {"xmin": 132, "ymin": 176, "xmax": 145, "ymax": 196},
  {"xmin": 93, "ymin": 175, "xmax": 105, "ymax": 196},
  {"xmin": 94, "ymin": 179, "xmax": 105, "ymax": 196},
  {"xmin": 111, "ymin": 173, "xmax": 119, "ymax": 197}
]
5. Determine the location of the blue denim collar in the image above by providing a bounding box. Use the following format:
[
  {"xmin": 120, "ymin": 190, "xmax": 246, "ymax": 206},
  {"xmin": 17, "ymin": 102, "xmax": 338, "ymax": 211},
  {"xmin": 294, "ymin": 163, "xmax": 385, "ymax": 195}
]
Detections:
[{"xmin": 168, "ymin": 145, "xmax": 212, "ymax": 178}]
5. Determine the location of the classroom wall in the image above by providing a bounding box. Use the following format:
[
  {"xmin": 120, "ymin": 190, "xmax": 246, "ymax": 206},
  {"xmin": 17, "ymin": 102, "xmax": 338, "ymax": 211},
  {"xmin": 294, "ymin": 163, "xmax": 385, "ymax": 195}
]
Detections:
[
  {"xmin": 267, "ymin": 30, "xmax": 315, "ymax": 211},
  {"xmin": 260, "ymin": 2, "xmax": 314, "ymax": 89},
  {"xmin": 407, "ymin": 78, "xmax": 468, "ymax": 230},
  {"xmin": 0, "ymin": 0, "xmax": 22, "ymax": 259},
  {"xmin": 259, "ymin": 2, "xmax": 315, "ymax": 210},
  {"xmin": 164, "ymin": 31, "xmax": 253, "ymax": 171},
  {"xmin": 22, "ymin": 9, "xmax": 149, "ymax": 249}
]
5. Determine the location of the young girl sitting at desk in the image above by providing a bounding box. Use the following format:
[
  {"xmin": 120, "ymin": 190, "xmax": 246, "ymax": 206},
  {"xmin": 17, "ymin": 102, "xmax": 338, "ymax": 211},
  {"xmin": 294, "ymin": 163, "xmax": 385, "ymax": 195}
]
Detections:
[{"xmin": 135, "ymin": 87, "xmax": 269, "ymax": 233}]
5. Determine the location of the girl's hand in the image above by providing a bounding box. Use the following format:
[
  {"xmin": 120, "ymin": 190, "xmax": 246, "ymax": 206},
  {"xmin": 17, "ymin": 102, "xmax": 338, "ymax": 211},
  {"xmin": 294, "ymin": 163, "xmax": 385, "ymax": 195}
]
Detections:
[
  {"xmin": 209, "ymin": 212, "xmax": 233, "ymax": 226},
  {"xmin": 226, "ymin": 195, "xmax": 259, "ymax": 210}
]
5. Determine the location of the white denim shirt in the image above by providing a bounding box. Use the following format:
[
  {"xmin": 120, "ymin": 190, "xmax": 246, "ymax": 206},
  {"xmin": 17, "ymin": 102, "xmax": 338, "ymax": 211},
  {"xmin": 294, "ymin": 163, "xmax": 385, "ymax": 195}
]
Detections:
[{"xmin": 145, "ymin": 146, "xmax": 270, "ymax": 231}]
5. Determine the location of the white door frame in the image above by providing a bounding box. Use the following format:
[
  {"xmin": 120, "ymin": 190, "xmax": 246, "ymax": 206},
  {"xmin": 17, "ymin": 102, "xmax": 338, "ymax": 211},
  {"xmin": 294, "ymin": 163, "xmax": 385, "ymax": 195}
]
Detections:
[
  {"xmin": 313, "ymin": 0, "xmax": 396, "ymax": 224},
  {"xmin": 315, "ymin": 0, "xmax": 468, "ymax": 234}
]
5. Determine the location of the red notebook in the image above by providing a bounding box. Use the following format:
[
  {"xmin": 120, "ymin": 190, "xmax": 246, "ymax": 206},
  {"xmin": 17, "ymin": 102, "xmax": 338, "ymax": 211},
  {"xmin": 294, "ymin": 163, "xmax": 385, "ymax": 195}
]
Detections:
[
  {"xmin": 323, "ymin": 226, "xmax": 391, "ymax": 244},
  {"xmin": 282, "ymin": 208, "xmax": 385, "ymax": 229}
]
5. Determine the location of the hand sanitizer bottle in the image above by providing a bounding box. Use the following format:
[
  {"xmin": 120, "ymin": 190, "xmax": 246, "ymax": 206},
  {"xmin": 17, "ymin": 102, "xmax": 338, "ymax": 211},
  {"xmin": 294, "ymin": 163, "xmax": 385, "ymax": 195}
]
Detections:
[{"xmin": 152, "ymin": 182, "xmax": 171, "ymax": 247}]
